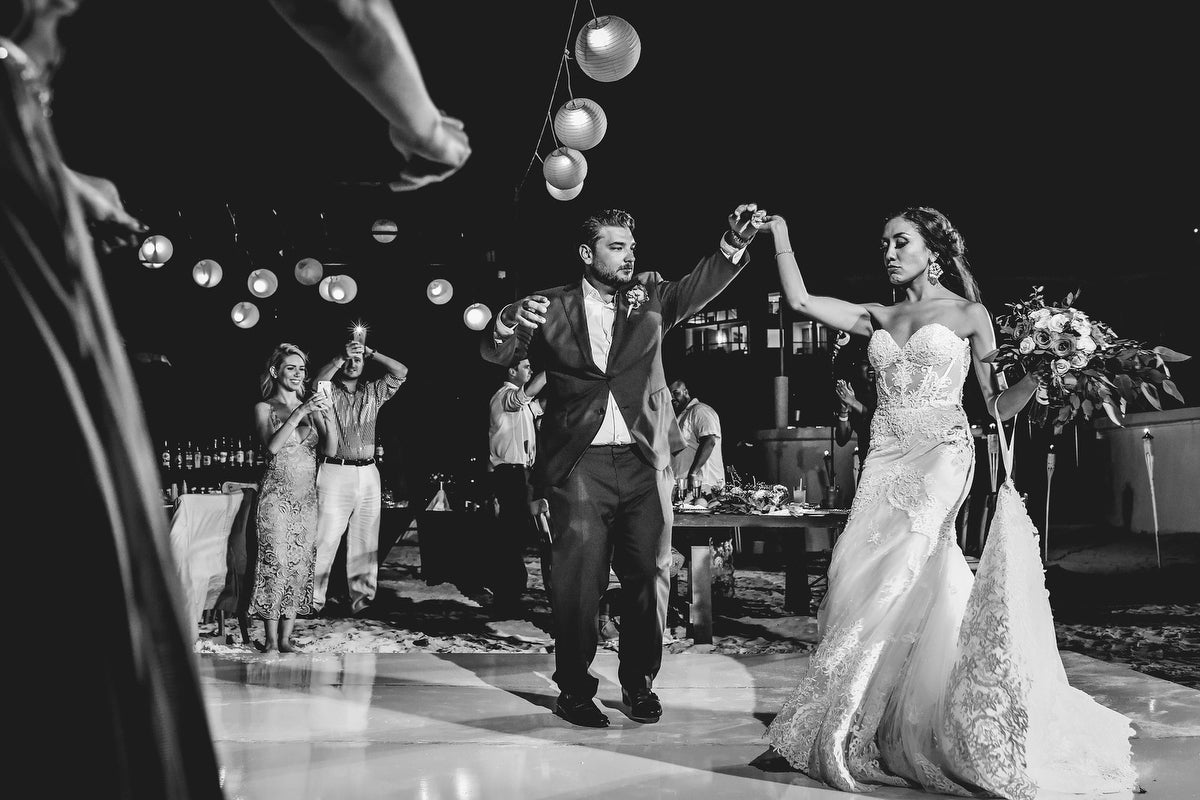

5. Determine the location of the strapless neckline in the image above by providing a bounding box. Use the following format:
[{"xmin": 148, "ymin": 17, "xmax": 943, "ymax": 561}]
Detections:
[{"xmin": 872, "ymin": 321, "xmax": 966, "ymax": 353}]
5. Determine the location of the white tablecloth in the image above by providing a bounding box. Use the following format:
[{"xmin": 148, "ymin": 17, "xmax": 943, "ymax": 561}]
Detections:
[{"xmin": 168, "ymin": 493, "xmax": 246, "ymax": 625}]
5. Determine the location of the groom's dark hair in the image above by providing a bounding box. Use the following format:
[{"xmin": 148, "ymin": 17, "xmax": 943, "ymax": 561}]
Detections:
[{"xmin": 579, "ymin": 209, "xmax": 635, "ymax": 249}]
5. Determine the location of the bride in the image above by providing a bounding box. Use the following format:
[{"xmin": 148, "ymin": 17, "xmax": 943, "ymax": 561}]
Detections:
[{"xmin": 759, "ymin": 208, "xmax": 1138, "ymax": 797}]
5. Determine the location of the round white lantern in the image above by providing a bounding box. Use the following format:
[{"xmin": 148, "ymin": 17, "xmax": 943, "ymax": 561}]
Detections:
[
  {"xmin": 372, "ymin": 219, "xmax": 398, "ymax": 243},
  {"xmin": 192, "ymin": 259, "xmax": 222, "ymax": 287},
  {"xmin": 543, "ymin": 146, "xmax": 588, "ymax": 190},
  {"xmin": 138, "ymin": 234, "xmax": 173, "ymax": 268},
  {"xmin": 575, "ymin": 15, "xmax": 641, "ymax": 83},
  {"xmin": 463, "ymin": 303, "xmax": 493, "ymax": 331},
  {"xmin": 247, "ymin": 268, "xmax": 279, "ymax": 298},
  {"xmin": 546, "ymin": 180, "xmax": 584, "ymax": 201},
  {"xmin": 231, "ymin": 301, "xmax": 260, "ymax": 329},
  {"xmin": 294, "ymin": 257, "xmax": 323, "ymax": 285},
  {"xmin": 331, "ymin": 274, "xmax": 358, "ymax": 304},
  {"xmin": 426, "ymin": 278, "xmax": 453, "ymax": 305},
  {"xmin": 553, "ymin": 98, "xmax": 607, "ymax": 150}
]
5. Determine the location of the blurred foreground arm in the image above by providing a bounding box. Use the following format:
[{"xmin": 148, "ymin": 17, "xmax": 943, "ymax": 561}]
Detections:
[{"xmin": 268, "ymin": 0, "xmax": 471, "ymax": 190}]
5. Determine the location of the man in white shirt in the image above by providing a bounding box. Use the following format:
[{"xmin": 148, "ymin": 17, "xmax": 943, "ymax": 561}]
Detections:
[
  {"xmin": 480, "ymin": 204, "xmax": 764, "ymax": 728},
  {"xmin": 487, "ymin": 356, "xmax": 546, "ymax": 615},
  {"xmin": 668, "ymin": 380, "xmax": 725, "ymax": 495}
]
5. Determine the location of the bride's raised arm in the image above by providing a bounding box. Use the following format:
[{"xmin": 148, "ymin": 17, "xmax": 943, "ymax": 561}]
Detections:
[
  {"xmin": 965, "ymin": 302, "xmax": 1040, "ymax": 421},
  {"xmin": 759, "ymin": 215, "xmax": 879, "ymax": 337}
]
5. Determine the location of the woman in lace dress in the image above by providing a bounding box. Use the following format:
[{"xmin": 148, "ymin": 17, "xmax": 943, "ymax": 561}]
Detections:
[
  {"xmin": 250, "ymin": 343, "xmax": 338, "ymax": 652},
  {"xmin": 759, "ymin": 209, "xmax": 1138, "ymax": 797}
]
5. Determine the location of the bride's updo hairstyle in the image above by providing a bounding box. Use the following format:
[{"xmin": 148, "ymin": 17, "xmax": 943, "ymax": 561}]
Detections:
[{"xmin": 887, "ymin": 207, "xmax": 981, "ymax": 303}]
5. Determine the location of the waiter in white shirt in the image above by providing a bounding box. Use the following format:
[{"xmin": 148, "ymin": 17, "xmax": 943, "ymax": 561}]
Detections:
[
  {"xmin": 668, "ymin": 379, "xmax": 725, "ymax": 496},
  {"xmin": 487, "ymin": 357, "xmax": 545, "ymax": 615}
]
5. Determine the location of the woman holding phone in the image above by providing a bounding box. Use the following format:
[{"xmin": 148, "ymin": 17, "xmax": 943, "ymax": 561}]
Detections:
[{"xmin": 249, "ymin": 343, "xmax": 339, "ymax": 652}]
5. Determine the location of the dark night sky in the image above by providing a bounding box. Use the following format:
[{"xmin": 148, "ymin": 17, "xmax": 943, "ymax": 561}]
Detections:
[{"xmin": 42, "ymin": 2, "xmax": 1199, "ymax": 484}]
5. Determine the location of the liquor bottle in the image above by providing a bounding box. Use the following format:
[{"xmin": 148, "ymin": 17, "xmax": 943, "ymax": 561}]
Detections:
[
  {"xmin": 192, "ymin": 441, "xmax": 202, "ymax": 473},
  {"xmin": 218, "ymin": 437, "xmax": 229, "ymax": 466},
  {"xmin": 243, "ymin": 437, "xmax": 255, "ymax": 468},
  {"xmin": 235, "ymin": 438, "xmax": 246, "ymax": 468},
  {"xmin": 184, "ymin": 441, "xmax": 195, "ymax": 471},
  {"xmin": 374, "ymin": 443, "xmax": 385, "ymax": 464},
  {"xmin": 173, "ymin": 441, "xmax": 184, "ymax": 472},
  {"xmin": 202, "ymin": 439, "xmax": 214, "ymax": 469},
  {"xmin": 160, "ymin": 440, "xmax": 171, "ymax": 470}
]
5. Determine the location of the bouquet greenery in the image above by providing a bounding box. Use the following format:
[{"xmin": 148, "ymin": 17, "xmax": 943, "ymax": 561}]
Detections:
[{"xmin": 987, "ymin": 286, "xmax": 1190, "ymax": 434}]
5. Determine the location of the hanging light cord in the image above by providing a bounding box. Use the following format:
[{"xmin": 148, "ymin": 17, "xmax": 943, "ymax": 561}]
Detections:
[{"xmin": 514, "ymin": 0, "xmax": 582, "ymax": 203}]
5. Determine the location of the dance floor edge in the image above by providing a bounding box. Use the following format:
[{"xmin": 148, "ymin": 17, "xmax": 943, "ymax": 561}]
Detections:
[{"xmin": 200, "ymin": 650, "xmax": 1200, "ymax": 800}]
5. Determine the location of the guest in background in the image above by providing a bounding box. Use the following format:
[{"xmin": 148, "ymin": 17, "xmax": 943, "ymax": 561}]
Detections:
[
  {"xmin": 250, "ymin": 343, "xmax": 337, "ymax": 652},
  {"xmin": 486, "ymin": 356, "xmax": 546, "ymax": 616},
  {"xmin": 312, "ymin": 338, "xmax": 408, "ymax": 616},
  {"xmin": 668, "ymin": 379, "xmax": 725, "ymax": 496},
  {"xmin": 833, "ymin": 348, "xmax": 877, "ymax": 483}
]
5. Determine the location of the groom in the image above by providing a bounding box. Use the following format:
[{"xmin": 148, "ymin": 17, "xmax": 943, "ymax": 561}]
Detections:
[{"xmin": 480, "ymin": 205, "xmax": 763, "ymax": 726}]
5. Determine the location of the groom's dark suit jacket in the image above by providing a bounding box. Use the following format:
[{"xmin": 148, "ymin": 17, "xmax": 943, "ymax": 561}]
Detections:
[{"xmin": 481, "ymin": 250, "xmax": 748, "ymax": 492}]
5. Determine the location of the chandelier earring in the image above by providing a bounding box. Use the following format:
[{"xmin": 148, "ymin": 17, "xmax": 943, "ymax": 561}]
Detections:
[{"xmin": 927, "ymin": 260, "xmax": 943, "ymax": 284}]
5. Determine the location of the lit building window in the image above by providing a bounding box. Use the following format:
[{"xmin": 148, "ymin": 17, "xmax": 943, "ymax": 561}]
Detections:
[
  {"xmin": 684, "ymin": 307, "xmax": 747, "ymax": 354},
  {"xmin": 792, "ymin": 320, "xmax": 832, "ymax": 355},
  {"xmin": 767, "ymin": 291, "xmax": 781, "ymax": 316}
]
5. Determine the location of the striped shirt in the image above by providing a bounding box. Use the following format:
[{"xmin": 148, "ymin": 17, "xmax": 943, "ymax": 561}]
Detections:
[{"xmin": 330, "ymin": 374, "xmax": 404, "ymax": 459}]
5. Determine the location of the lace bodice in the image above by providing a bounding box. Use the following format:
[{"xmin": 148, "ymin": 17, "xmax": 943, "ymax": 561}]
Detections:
[{"xmin": 868, "ymin": 323, "xmax": 972, "ymax": 452}]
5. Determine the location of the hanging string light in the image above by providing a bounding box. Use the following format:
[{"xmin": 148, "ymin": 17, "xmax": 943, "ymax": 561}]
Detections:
[
  {"xmin": 192, "ymin": 259, "xmax": 223, "ymax": 287},
  {"xmin": 138, "ymin": 234, "xmax": 173, "ymax": 268},
  {"xmin": 547, "ymin": 180, "xmax": 585, "ymax": 201},
  {"xmin": 371, "ymin": 219, "xmax": 398, "ymax": 243},
  {"xmin": 463, "ymin": 303, "xmax": 493, "ymax": 331},
  {"xmin": 294, "ymin": 257, "xmax": 323, "ymax": 285},
  {"xmin": 553, "ymin": 97, "xmax": 607, "ymax": 151},
  {"xmin": 231, "ymin": 301, "xmax": 260, "ymax": 329},
  {"xmin": 247, "ymin": 268, "xmax": 279, "ymax": 298},
  {"xmin": 426, "ymin": 278, "xmax": 453, "ymax": 305},
  {"xmin": 574, "ymin": 14, "xmax": 641, "ymax": 82},
  {"xmin": 543, "ymin": 146, "xmax": 588, "ymax": 190}
]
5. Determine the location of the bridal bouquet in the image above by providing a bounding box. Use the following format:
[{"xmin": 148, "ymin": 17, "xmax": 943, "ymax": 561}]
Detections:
[{"xmin": 987, "ymin": 286, "xmax": 1190, "ymax": 433}]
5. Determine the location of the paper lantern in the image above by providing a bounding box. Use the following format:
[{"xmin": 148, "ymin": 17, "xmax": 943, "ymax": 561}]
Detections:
[
  {"xmin": 575, "ymin": 15, "xmax": 641, "ymax": 83},
  {"xmin": 247, "ymin": 268, "xmax": 279, "ymax": 298},
  {"xmin": 546, "ymin": 180, "xmax": 584, "ymax": 201},
  {"xmin": 191, "ymin": 259, "xmax": 222, "ymax": 287},
  {"xmin": 426, "ymin": 278, "xmax": 453, "ymax": 305},
  {"xmin": 331, "ymin": 274, "xmax": 358, "ymax": 304},
  {"xmin": 230, "ymin": 301, "xmax": 260, "ymax": 329},
  {"xmin": 294, "ymin": 257, "xmax": 323, "ymax": 285},
  {"xmin": 318, "ymin": 275, "xmax": 337, "ymax": 302},
  {"xmin": 463, "ymin": 303, "xmax": 493, "ymax": 331},
  {"xmin": 372, "ymin": 219, "xmax": 398, "ymax": 243},
  {"xmin": 553, "ymin": 98, "xmax": 607, "ymax": 150},
  {"xmin": 543, "ymin": 147, "xmax": 587, "ymax": 190},
  {"xmin": 138, "ymin": 234, "xmax": 173, "ymax": 268}
]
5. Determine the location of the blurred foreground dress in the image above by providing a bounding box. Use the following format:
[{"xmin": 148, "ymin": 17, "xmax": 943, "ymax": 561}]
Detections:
[
  {"xmin": 0, "ymin": 38, "xmax": 222, "ymax": 798},
  {"xmin": 766, "ymin": 323, "xmax": 1138, "ymax": 798}
]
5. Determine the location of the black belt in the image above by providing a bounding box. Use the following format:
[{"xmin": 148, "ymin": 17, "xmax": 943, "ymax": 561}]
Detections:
[
  {"xmin": 494, "ymin": 463, "xmax": 528, "ymax": 469},
  {"xmin": 588, "ymin": 443, "xmax": 634, "ymax": 449},
  {"xmin": 321, "ymin": 456, "xmax": 375, "ymax": 466}
]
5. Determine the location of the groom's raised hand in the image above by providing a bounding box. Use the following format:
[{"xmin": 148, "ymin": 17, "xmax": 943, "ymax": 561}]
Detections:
[{"xmin": 501, "ymin": 294, "xmax": 550, "ymax": 331}]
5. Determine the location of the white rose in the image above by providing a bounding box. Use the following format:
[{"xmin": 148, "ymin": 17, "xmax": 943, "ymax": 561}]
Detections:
[
  {"xmin": 1018, "ymin": 337, "xmax": 1035, "ymax": 354},
  {"xmin": 1073, "ymin": 320, "xmax": 1092, "ymax": 337},
  {"xmin": 1052, "ymin": 358, "xmax": 1071, "ymax": 375},
  {"xmin": 1069, "ymin": 352, "xmax": 1088, "ymax": 369},
  {"xmin": 1048, "ymin": 313, "xmax": 1069, "ymax": 333},
  {"xmin": 1076, "ymin": 335, "xmax": 1096, "ymax": 353}
]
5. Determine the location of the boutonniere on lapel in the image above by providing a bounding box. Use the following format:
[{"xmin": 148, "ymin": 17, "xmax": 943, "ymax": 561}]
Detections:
[{"xmin": 623, "ymin": 283, "xmax": 648, "ymax": 319}]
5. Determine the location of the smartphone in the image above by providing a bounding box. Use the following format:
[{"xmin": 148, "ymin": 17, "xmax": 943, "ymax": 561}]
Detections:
[{"xmin": 316, "ymin": 380, "xmax": 332, "ymax": 401}]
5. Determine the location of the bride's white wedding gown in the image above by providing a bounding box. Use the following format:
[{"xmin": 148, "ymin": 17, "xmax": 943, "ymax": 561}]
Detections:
[{"xmin": 766, "ymin": 323, "xmax": 1138, "ymax": 798}]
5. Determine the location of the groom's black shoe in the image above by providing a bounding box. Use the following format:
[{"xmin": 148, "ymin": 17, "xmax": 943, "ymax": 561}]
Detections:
[
  {"xmin": 554, "ymin": 693, "xmax": 610, "ymax": 728},
  {"xmin": 621, "ymin": 688, "xmax": 662, "ymax": 724}
]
